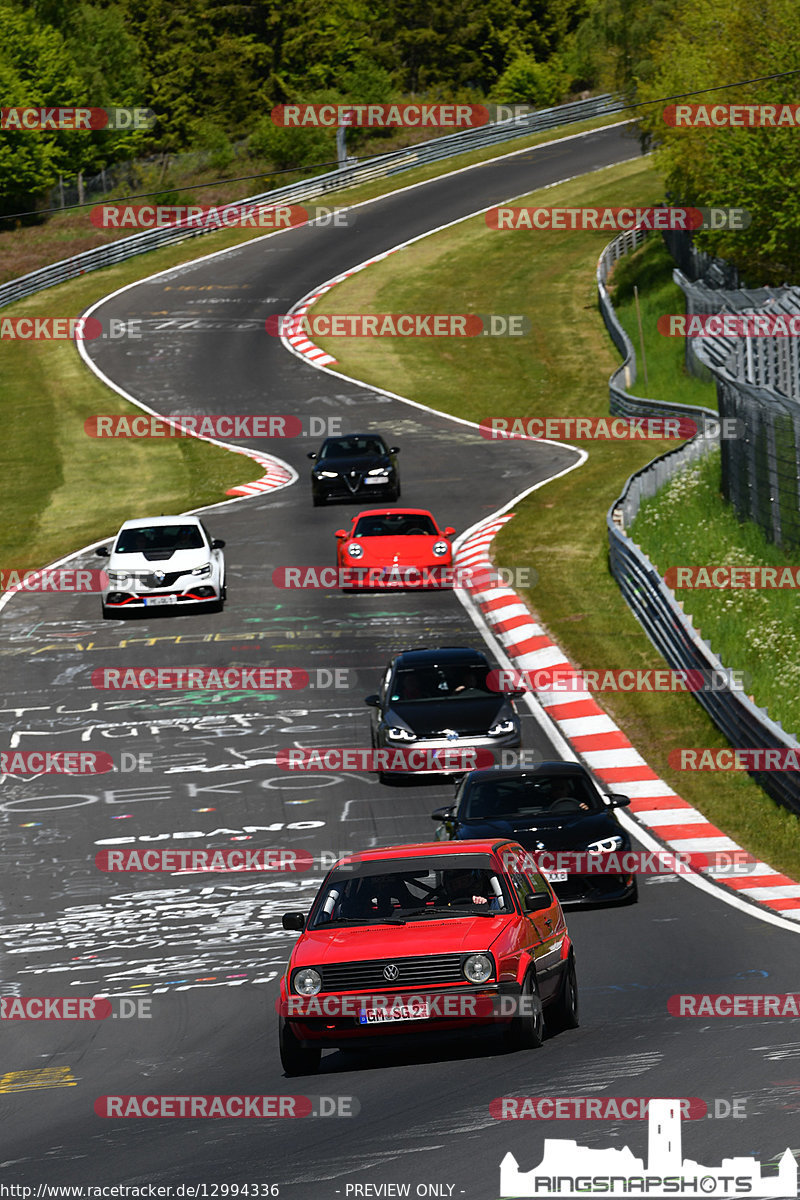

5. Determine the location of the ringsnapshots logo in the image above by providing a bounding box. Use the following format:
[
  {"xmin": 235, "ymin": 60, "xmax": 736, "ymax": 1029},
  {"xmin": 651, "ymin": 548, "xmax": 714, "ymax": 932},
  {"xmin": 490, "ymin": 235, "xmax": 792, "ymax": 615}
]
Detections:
[
  {"xmin": 267, "ymin": 313, "xmax": 529, "ymax": 338},
  {"xmin": 499, "ymin": 1098, "xmax": 797, "ymax": 1197}
]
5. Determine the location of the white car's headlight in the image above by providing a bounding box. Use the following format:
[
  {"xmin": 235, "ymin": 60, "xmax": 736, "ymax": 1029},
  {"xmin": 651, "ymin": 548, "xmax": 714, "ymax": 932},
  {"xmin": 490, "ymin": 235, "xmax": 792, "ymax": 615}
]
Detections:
[
  {"xmin": 432, "ymin": 541, "xmax": 449, "ymax": 556},
  {"xmin": 463, "ymin": 954, "xmax": 493, "ymax": 983},
  {"xmin": 292, "ymin": 968, "xmax": 322, "ymax": 996},
  {"xmin": 387, "ymin": 726, "xmax": 416, "ymax": 742},
  {"xmin": 347, "ymin": 542, "xmax": 363, "ymax": 558},
  {"xmin": 488, "ymin": 718, "xmax": 515, "ymax": 737},
  {"xmin": 191, "ymin": 563, "xmax": 213, "ymax": 577},
  {"xmin": 106, "ymin": 571, "xmax": 133, "ymax": 586},
  {"xmin": 367, "ymin": 468, "xmax": 389, "ymax": 476},
  {"xmin": 318, "ymin": 471, "xmax": 338, "ymax": 478},
  {"xmin": 587, "ymin": 835, "xmax": 625, "ymax": 854}
]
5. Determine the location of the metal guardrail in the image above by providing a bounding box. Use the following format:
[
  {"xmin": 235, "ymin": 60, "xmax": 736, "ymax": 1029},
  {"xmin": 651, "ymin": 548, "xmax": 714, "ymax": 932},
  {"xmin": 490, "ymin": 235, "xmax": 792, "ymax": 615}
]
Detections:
[
  {"xmin": 599, "ymin": 229, "xmax": 800, "ymax": 815},
  {"xmin": 0, "ymin": 92, "xmax": 626, "ymax": 311}
]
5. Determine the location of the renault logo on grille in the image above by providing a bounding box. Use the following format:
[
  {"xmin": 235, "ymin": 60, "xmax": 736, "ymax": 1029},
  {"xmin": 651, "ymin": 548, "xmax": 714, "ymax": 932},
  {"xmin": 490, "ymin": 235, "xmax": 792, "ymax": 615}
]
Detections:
[
  {"xmin": 383, "ymin": 963, "xmax": 399, "ymax": 981},
  {"xmin": 154, "ymin": 571, "xmax": 165, "ymax": 584}
]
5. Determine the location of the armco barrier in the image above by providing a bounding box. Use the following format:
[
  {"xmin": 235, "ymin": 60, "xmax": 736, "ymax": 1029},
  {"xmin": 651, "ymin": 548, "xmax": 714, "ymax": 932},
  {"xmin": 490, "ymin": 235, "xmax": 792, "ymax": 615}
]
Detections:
[
  {"xmin": 0, "ymin": 93, "xmax": 625, "ymax": 311},
  {"xmin": 598, "ymin": 230, "xmax": 800, "ymax": 814}
]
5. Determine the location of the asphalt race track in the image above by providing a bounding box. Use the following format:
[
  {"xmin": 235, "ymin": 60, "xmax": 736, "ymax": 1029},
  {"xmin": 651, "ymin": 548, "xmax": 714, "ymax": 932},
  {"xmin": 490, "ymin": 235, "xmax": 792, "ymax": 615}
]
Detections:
[{"xmin": 2, "ymin": 123, "xmax": 799, "ymax": 1196}]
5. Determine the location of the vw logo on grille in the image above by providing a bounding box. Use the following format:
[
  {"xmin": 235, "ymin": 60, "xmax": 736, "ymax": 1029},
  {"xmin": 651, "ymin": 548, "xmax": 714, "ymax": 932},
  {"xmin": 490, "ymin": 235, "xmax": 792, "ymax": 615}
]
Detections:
[{"xmin": 383, "ymin": 963, "xmax": 399, "ymax": 981}]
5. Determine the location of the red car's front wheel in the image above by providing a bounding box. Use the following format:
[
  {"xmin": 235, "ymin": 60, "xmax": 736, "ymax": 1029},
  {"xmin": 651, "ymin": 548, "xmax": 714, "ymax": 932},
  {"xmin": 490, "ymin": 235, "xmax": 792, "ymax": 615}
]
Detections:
[{"xmin": 279, "ymin": 1018, "xmax": 321, "ymax": 1076}]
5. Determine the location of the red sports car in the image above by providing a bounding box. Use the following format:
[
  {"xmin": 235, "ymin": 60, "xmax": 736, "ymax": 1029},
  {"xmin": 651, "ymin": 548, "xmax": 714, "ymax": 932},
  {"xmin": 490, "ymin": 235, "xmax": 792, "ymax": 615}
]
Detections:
[
  {"xmin": 334, "ymin": 508, "xmax": 455, "ymax": 589},
  {"xmin": 277, "ymin": 839, "xmax": 578, "ymax": 1075}
]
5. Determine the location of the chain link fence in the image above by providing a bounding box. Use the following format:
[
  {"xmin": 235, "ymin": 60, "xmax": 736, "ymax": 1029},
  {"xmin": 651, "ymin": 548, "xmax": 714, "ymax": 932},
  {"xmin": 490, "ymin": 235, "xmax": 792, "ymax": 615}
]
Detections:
[
  {"xmin": 671, "ymin": 254, "xmax": 800, "ymax": 551},
  {"xmin": 599, "ymin": 228, "xmax": 800, "ymax": 816}
]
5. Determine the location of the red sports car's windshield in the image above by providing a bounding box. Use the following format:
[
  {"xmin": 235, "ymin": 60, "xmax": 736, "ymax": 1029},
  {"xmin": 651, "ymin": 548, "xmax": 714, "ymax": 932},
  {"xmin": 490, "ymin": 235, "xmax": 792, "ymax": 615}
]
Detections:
[
  {"xmin": 311, "ymin": 862, "xmax": 511, "ymax": 926},
  {"xmin": 353, "ymin": 514, "xmax": 438, "ymax": 537}
]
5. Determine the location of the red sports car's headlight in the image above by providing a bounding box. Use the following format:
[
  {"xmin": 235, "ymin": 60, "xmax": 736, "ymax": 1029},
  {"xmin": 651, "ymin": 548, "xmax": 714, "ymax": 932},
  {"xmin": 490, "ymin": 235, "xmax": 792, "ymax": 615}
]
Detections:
[
  {"xmin": 432, "ymin": 541, "xmax": 450, "ymax": 557},
  {"xmin": 346, "ymin": 543, "xmax": 363, "ymax": 558}
]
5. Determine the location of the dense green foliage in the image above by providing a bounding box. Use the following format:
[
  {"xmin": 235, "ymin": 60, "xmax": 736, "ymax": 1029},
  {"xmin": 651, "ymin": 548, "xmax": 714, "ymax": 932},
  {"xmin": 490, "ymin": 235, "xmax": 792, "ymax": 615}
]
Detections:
[
  {"xmin": 2, "ymin": 0, "xmax": 590, "ymax": 215},
  {"xmin": 3, "ymin": 0, "xmax": 798, "ymax": 282}
]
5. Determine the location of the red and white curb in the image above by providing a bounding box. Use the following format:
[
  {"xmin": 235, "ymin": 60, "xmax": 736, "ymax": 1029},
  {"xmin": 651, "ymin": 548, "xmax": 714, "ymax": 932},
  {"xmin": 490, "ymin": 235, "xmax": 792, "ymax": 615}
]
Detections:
[
  {"xmin": 225, "ymin": 450, "xmax": 295, "ymax": 497},
  {"xmin": 455, "ymin": 514, "xmax": 800, "ymax": 920},
  {"xmin": 279, "ymin": 249, "xmax": 403, "ymax": 368}
]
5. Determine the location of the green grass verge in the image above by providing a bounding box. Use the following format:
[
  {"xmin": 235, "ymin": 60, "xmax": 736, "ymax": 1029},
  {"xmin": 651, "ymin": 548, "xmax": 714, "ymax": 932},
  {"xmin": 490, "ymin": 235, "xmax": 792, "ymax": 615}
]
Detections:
[{"xmin": 305, "ymin": 154, "xmax": 800, "ymax": 879}]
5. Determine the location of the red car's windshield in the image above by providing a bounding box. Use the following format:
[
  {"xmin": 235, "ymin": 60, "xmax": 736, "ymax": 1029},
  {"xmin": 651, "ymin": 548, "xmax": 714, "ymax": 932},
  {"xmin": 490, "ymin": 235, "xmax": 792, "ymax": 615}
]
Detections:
[{"xmin": 311, "ymin": 863, "xmax": 511, "ymax": 926}]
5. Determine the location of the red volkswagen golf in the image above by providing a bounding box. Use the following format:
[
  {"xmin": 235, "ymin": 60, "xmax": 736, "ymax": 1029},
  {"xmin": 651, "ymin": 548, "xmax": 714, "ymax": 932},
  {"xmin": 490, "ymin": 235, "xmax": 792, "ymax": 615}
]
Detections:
[{"xmin": 277, "ymin": 840, "xmax": 578, "ymax": 1075}]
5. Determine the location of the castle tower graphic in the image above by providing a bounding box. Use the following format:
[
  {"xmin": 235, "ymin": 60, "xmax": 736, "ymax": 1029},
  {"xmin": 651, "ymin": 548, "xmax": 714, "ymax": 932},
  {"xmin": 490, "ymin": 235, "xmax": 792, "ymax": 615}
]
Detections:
[{"xmin": 500, "ymin": 1098, "xmax": 798, "ymax": 1199}]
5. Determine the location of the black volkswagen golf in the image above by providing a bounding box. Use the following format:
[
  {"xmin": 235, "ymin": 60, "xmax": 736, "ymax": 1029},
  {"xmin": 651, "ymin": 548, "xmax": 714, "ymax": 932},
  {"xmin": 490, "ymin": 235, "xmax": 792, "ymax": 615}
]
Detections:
[
  {"xmin": 308, "ymin": 433, "xmax": 400, "ymax": 506},
  {"xmin": 365, "ymin": 646, "xmax": 524, "ymax": 781},
  {"xmin": 431, "ymin": 761, "xmax": 638, "ymax": 907}
]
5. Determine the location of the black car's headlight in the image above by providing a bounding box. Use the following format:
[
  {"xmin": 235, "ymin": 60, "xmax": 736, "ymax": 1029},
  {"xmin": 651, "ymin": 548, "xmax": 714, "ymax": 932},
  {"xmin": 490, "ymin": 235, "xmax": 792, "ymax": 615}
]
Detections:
[
  {"xmin": 586, "ymin": 835, "xmax": 625, "ymax": 854},
  {"xmin": 347, "ymin": 542, "xmax": 363, "ymax": 558},
  {"xmin": 488, "ymin": 718, "xmax": 515, "ymax": 737},
  {"xmin": 292, "ymin": 968, "xmax": 322, "ymax": 996},
  {"xmin": 463, "ymin": 954, "xmax": 494, "ymax": 984},
  {"xmin": 367, "ymin": 468, "xmax": 389, "ymax": 477},
  {"xmin": 432, "ymin": 541, "xmax": 449, "ymax": 556},
  {"xmin": 387, "ymin": 726, "xmax": 416, "ymax": 742},
  {"xmin": 317, "ymin": 470, "xmax": 338, "ymax": 479}
]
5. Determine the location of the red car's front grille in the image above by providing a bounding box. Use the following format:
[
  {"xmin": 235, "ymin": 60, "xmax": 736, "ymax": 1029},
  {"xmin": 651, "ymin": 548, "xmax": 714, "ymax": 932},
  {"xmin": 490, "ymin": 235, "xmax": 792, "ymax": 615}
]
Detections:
[{"xmin": 318, "ymin": 953, "xmax": 465, "ymax": 992}]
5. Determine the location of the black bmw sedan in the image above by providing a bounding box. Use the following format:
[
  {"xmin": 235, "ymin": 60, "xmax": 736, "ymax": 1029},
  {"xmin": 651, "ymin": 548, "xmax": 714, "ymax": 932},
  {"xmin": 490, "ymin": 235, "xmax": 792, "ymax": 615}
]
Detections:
[
  {"xmin": 431, "ymin": 761, "xmax": 638, "ymax": 907},
  {"xmin": 308, "ymin": 433, "xmax": 400, "ymax": 506}
]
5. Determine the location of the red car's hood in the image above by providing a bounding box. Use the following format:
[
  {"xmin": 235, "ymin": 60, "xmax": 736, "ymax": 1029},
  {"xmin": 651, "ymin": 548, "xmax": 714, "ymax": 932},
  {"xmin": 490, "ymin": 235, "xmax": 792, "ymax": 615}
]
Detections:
[
  {"xmin": 345, "ymin": 536, "xmax": 449, "ymax": 564},
  {"xmin": 291, "ymin": 916, "xmax": 510, "ymax": 967}
]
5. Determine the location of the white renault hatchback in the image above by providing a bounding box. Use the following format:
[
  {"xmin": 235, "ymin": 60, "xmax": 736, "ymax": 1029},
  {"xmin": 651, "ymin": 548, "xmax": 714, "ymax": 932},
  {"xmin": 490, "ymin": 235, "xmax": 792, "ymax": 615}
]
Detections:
[{"xmin": 96, "ymin": 515, "xmax": 226, "ymax": 618}]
